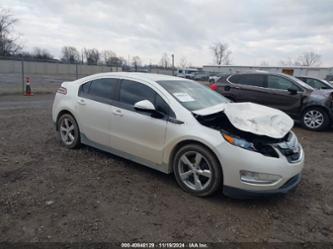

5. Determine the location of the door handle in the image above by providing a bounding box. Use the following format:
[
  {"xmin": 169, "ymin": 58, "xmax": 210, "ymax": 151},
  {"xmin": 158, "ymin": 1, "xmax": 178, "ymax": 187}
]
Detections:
[
  {"xmin": 77, "ymin": 99, "xmax": 86, "ymax": 105},
  {"xmin": 112, "ymin": 109, "xmax": 123, "ymax": 117}
]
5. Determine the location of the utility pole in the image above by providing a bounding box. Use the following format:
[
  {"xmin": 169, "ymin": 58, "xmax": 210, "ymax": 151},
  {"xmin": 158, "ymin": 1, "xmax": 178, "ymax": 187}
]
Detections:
[
  {"xmin": 171, "ymin": 54, "xmax": 175, "ymax": 76},
  {"xmin": 81, "ymin": 48, "xmax": 84, "ymax": 64},
  {"xmin": 21, "ymin": 56, "xmax": 25, "ymax": 94},
  {"xmin": 75, "ymin": 63, "xmax": 79, "ymax": 79}
]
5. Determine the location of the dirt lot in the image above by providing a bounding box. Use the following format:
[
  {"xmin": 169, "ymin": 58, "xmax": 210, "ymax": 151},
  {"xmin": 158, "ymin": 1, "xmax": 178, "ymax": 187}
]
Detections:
[{"xmin": 0, "ymin": 94, "xmax": 332, "ymax": 242}]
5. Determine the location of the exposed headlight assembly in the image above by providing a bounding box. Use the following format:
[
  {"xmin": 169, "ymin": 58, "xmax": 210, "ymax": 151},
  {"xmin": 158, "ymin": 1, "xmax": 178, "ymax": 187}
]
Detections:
[{"xmin": 222, "ymin": 133, "xmax": 256, "ymax": 151}]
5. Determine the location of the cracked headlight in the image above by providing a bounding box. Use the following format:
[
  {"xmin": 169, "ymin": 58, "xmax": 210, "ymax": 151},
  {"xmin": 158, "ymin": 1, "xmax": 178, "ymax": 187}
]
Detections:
[{"xmin": 222, "ymin": 133, "xmax": 256, "ymax": 151}]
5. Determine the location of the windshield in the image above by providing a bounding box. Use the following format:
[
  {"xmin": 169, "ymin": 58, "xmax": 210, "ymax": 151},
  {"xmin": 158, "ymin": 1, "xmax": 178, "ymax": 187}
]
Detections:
[
  {"xmin": 309, "ymin": 79, "xmax": 333, "ymax": 89},
  {"xmin": 323, "ymin": 80, "xmax": 333, "ymax": 87},
  {"xmin": 157, "ymin": 80, "xmax": 230, "ymax": 111},
  {"xmin": 284, "ymin": 74, "xmax": 314, "ymax": 90}
]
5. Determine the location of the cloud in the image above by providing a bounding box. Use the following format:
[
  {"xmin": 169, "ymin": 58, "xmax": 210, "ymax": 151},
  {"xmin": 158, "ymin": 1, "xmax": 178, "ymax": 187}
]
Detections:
[{"xmin": 2, "ymin": 0, "xmax": 333, "ymax": 66}]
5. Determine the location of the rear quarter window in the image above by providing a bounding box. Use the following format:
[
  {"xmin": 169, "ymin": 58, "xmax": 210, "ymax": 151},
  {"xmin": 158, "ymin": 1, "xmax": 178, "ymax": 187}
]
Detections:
[
  {"xmin": 78, "ymin": 81, "xmax": 91, "ymax": 96},
  {"xmin": 78, "ymin": 78, "xmax": 118, "ymax": 101}
]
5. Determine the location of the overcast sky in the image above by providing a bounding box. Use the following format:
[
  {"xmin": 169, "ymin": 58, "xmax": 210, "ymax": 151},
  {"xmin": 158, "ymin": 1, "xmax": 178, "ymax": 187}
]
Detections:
[{"xmin": 2, "ymin": 0, "xmax": 333, "ymax": 66}]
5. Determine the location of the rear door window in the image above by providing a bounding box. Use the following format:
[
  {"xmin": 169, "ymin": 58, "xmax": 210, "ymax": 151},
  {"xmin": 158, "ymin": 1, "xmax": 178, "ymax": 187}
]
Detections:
[
  {"xmin": 228, "ymin": 74, "xmax": 243, "ymax": 84},
  {"xmin": 89, "ymin": 78, "xmax": 115, "ymax": 99},
  {"xmin": 229, "ymin": 74, "xmax": 265, "ymax": 87}
]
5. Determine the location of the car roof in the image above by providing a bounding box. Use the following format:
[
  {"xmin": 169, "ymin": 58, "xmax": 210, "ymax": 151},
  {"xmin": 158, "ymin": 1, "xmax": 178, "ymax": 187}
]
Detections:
[
  {"xmin": 232, "ymin": 71, "xmax": 278, "ymax": 76},
  {"xmin": 77, "ymin": 72, "xmax": 183, "ymax": 83},
  {"xmin": 296, "ymin": 76, "xmax": 321, "ymax": 80}
]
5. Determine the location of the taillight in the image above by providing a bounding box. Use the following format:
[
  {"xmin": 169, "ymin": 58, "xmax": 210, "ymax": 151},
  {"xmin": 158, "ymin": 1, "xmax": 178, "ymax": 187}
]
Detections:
[
  {"xmin": 57, "ymin": 86, "xmax": 67, "ymax": 95},
  {"xmin": 210, "ymin": 83, "xmax": 218, "ymax": 91}
]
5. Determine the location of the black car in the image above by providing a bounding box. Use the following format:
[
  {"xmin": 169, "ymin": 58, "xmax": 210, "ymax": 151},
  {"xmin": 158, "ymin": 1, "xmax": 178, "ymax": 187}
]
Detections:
[
  {"xmin": 210, "ymin": 72, "xmax": 333, "ymax": 130},
  {"xmin": 297, "ymin": 76, "xmax": 333, "ymax": 90}
]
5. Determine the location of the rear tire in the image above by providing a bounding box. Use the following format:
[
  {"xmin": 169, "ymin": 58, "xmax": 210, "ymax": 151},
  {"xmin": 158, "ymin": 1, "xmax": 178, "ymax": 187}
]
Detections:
[
  {"xmin": 57, "ymin": 114, "xmax": 81, "ymax": 149},
  {"xmin": 173, "ymin": 144, "xmax": 222, "ymax": 197},
  {"xmin": 301, "ymin": 107, "xmax": 329, "ymax": 131}
]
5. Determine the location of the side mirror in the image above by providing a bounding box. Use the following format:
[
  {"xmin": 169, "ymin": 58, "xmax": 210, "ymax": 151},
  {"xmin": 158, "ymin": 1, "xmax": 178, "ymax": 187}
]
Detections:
[
  {"xmin": 287, "ymin": 88, "xmax": 298, "ymax": 95},
  {"xmin": 134, "ymin": 100, "xmax": 156, "ymax": 111}
]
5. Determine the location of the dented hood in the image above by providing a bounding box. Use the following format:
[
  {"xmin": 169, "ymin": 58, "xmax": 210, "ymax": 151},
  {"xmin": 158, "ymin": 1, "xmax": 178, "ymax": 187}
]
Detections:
[{"xmin": 193, "ymin": 102, "xmax": 294, "ymax": 139}]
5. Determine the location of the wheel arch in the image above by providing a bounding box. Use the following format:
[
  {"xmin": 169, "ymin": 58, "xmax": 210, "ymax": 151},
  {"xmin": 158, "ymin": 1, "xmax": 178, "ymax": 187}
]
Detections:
[
  {"xmin": 56, "ymin": 109, "xmax": 78, "ymax": 131},
  {"xmin": 301, "ymin": 105, "xmax": 330, "ymax": 118},
  {"xmin": 300, "ymin": 105, "xmax": 331, "ymax": 130},
  {"xmin": 168, "ymin": 139, "xmax": 224, "ymax": 177}
]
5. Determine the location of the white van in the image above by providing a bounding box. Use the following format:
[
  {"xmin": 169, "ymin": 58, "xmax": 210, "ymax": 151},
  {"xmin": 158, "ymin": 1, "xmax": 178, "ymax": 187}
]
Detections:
[{"xmin": 176, "ymin": 68, "xmax": 198, "ymax": 79}]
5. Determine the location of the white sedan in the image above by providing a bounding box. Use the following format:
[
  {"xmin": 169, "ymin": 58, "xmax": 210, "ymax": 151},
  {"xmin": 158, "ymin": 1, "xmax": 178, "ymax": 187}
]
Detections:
[{"xmin": 52, "ymin": 73, "xmax": 304, "ymax": 198}]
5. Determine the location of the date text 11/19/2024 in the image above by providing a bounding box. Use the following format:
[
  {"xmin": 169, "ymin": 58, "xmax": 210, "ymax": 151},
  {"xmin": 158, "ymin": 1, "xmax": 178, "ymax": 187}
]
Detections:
[{"xmin": 120, "ymin": 242, "xmax": 208, "ymax": 248}]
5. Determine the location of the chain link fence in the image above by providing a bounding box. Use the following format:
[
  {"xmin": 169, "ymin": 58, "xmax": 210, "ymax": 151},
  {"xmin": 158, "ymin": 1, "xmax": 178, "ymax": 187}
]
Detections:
[{"xmin": 0, "ymin": 57, "xmax": 122, "ymax": 95}]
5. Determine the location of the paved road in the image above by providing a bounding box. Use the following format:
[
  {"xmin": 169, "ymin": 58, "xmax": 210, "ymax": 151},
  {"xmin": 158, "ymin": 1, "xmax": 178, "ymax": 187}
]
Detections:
[{"xmin": 0, "ymin": 94, "xmax": 53, "ymax": 110}]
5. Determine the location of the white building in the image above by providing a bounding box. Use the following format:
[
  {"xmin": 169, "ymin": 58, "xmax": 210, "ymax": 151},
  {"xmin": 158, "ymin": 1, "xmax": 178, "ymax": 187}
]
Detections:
[{"xmin": 203, "ymin": 65, "xmax": 333, "ymax": 79}]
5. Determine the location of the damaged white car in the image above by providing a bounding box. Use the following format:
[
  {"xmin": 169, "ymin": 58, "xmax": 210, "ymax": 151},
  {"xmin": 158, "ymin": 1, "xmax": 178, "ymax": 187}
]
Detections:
[{"xmin": 52, "ymin": 73, "xmax": 304, "ymax": 198}]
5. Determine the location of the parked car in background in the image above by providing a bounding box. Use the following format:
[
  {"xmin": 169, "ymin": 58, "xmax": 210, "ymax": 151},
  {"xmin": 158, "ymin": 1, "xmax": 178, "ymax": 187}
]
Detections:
[
  {"xmin": 325, "ymin": 75, "xmax": 333, "ymax": 84},
  {"xmin": 297, "ymin": 76, "xmax": 333, "ymax": 90},
  {"xmin": 210, "ymin": 72, "xmax": 333, "ymax": 131},
  {"xmin": 209, "ymin": 73, "xmax": 227, "ymax": 83},
  {"xmin": 176, "ymin": 68, "xmax": 198, "ymax": 79},
  {"xmin": 53, "ymin": 72, "xmax": 304, "ymax": 198},
  {"xmin": 193, "ymin": 71, "xmax": 211, "ymax": 81}
]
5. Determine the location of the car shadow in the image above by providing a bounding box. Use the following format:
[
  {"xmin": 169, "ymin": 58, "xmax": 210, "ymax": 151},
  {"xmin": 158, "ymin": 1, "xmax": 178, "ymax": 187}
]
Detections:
[{"xmin": 80, "ymin": 144, "xmax": 291, "ymax": 207}]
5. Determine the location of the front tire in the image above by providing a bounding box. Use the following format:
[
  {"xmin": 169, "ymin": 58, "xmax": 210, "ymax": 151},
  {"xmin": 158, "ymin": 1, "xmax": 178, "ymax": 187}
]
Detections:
[
  {"xmin": 301, "ymin": 107, "xmax": 329, "ymax": 131},
  {"xmin": 57, "ymin": 114, "xmax": 81, "ymax": 149},
  {"xmin": 173, "ymin": 144, "xmax": 222, "ymax": 197}
]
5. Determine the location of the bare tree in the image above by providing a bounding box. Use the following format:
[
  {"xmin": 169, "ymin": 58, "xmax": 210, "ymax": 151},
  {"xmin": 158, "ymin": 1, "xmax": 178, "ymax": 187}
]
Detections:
[
  {"xmin": 102, "ymin": 50, "xmax": 124, "ymax": 67},
  {"xmin": 132, "ymin": 56, "xmax": 142, "ymax": 71},
  {"xmin": 0, "ymin": 8, "xmax": 21, "ymax": 56},
  {"xmin": 297, "ymin": 51, "xmax": 321, "ymax": 66},
  {"xmin": 121, "ymin": 57, "xmax": 131, "ymax": 71},
  {"xmin": 210, "ymin": 42, "xmax": 232, "ymax": 65},
  {"xmin": 102, "ymin": 50, "xmax": 116, "ymax": 65},
  {"xmin": 160, "ymin": 53, "xmax": 170, "ymax": 68},
  {"xmin": 178, "ymin": 57, "xmax": 187, "ymax": 68},
  {"xmin": 280, "ymin": 51, "xmax": 321, "ymax": 67},
  {"xmin": 83, "ymin": 48, "xmax": 100, "ymax": 65},
  {"xmin": 178, "ymin": 56, "xmax": 193, "ymax": 68},
  {"xmin": 61, "ymin": 46, "xmax": 80, "ymax": 64},
  {"xmin": 280, "ymin": 57, "xmax": 297, "ymax": 66},
  {"xmin": 259, "ymin": 61, "xmax": 270, "ymax": 67},
  {"xmin": 32, "ymin": 47, "xmax": 54, "ymax": 60}
]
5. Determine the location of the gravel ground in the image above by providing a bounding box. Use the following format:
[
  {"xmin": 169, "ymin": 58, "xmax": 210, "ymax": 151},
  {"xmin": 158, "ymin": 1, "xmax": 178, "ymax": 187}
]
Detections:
[{"xmin": 0, "ymin": 94, "xmax": 332, "ymax": 242}]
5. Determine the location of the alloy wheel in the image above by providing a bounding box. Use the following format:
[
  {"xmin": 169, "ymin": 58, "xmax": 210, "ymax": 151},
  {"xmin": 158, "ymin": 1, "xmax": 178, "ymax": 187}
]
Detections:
[
  {"xmin": 178, "ymin": 151, "xmax": 212, "ymax": 191},
  {"xmin": 60, "ymin": 117, "xmax": 76, "ymax": 145},
  {"xmin": 303, "ymin": 110, "xmax": 324, "ymax": 129}
]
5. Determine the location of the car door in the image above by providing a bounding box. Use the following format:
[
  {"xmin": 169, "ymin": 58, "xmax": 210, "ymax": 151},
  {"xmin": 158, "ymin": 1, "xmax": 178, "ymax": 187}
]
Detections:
[
  {"xmin": 226, "ymin": 74, "xmax": 267, "ymax": 102},
  {"xmin": 109, "ymin": 79, "xmax": 169, "ymax": 165},
  {"xmin": 76, "ymin": 78, "xmax": 118, "ymax": 147},
  {"xmin": 261, "ymin": 74, "xmax": 303, "ymax": 117}
]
